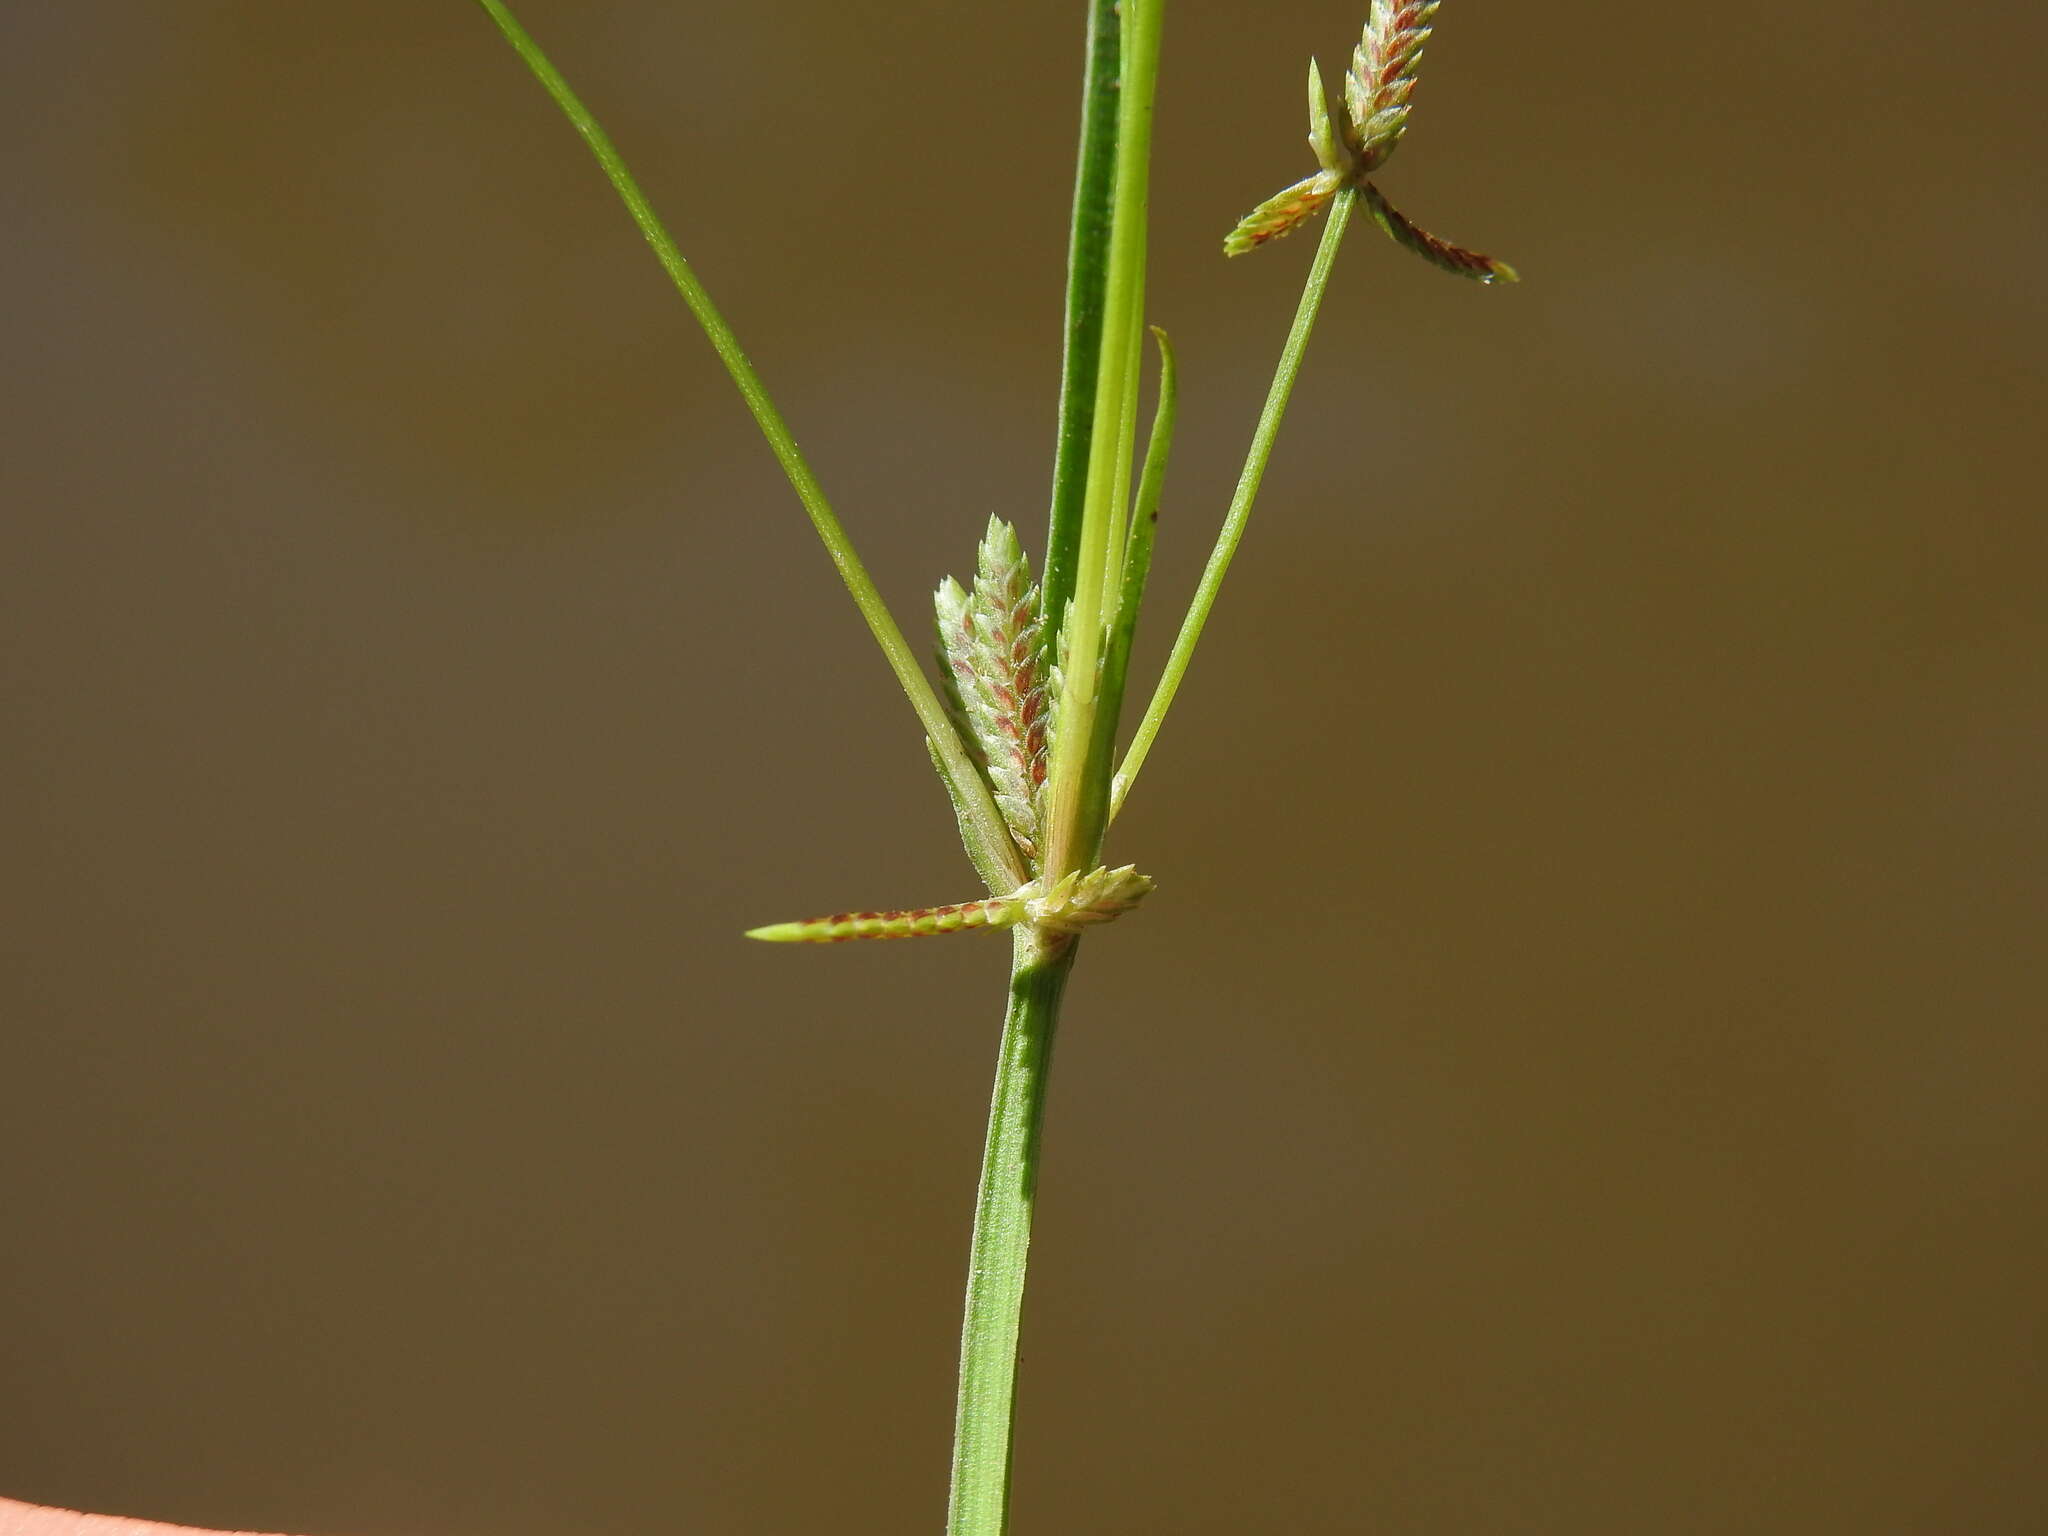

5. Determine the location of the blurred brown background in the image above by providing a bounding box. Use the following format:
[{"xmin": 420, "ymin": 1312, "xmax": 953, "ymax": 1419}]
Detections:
[{"xmin": 4, "ymin": 2, "xmax": 2044, "ymax": 1532}]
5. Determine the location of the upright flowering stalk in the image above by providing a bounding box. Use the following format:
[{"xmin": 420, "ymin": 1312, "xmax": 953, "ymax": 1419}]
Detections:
[
  {"xmin": 1115, "ymin": 1, "xmax": 1515, "ymax": 814},
  {"xmin": 468, "ymin": 2, "xmax": 1512, "ymax": 1531}
]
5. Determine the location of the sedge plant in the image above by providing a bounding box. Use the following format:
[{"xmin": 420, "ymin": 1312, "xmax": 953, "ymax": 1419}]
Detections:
[{"xmin": 471, "ymin": 1, "xmax": 1513, "ymax": 1530}]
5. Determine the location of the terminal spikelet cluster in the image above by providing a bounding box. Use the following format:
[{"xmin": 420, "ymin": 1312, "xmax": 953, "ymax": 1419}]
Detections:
[
  {"xmin": 748, "ymin": 522, "xmax": 1155, "ymax": 946},
  {"xmin": 1224, "ymin": 2, "xmax": 1516, "ymax": 284}
]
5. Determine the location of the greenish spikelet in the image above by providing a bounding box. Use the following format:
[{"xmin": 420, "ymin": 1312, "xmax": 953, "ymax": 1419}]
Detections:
[
  {"xmin": 1224, "ymin": 170, "xmax": 1345, "ymax": 257},
  {"xmin": 746, "ymin": 865, "xmax": 1154, "ymax": 943},
  {"xmin": 937, "ymin": 519, "xmax": 1051, "ymax": 859},
  {"xmin": 1026, "ymin": 864, "xmax": 1156, "ymax": 933},
  {"xmin": 746, "ymin": 895, "xmax": 1026, "ymax": 944}
]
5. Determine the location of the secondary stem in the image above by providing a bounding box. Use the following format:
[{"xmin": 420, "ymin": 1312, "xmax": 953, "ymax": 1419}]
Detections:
[
  {"xmin": 1112, "ymin": 186, "xmax": 1357, "ymax": 815},
  {"xmin": 948, "ymin": 928, "xmax": 1080, "ymax": 1536}
]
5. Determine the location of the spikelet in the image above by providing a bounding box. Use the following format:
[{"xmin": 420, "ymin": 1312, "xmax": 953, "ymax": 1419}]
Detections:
[
  {"xmin": 1026, "ymin": 865, "xmax": 1156, "ymax": 934},
  {"xmin": 746, "ymin": 866, "xmax": 1155, "ymax": 943},
  {"xmin": 935, "ymin": 519, "xmax": 1051, "ymax": 858},
  {"xmin": 1226, "ymin": 58, "xmax": 1348, "ymax": 258},
  {"xmin": 1224, "ymin": 170, "xmax": 1346, "ymax": 257},
  {"xmin": 746, "ymin": 895, "xmax": 1026, "ymax": 944},
  {"xmin": 1360, "ymin": 181, "xmax": 1518, "ymax": 283},
  {"xmin": 1344, "ymin": 0, "xmax": 1438, "ymax": 174}
]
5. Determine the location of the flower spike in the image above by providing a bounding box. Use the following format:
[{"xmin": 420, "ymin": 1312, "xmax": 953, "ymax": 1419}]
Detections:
[
  {"xmin": 1224, "ymin": 170, "xmax": 1346, "ymax": 256},
  {"xmin": 746, "ymin": 896, "xmax": 1025, "ymax": 944},
  {"xmin": 1225, "ymin": 2, "xmax": 1516, "ymax": 283},
  {"xmin": 746, "ymin": 865, "xmax": 1156, "ymax": 943},
  {"xmin": 1344, "ymin": 0, "xmax": 1438, "ymax": 174},
  {"xmin": 935, "ymin": 519, "xmax": 1052, "ymax": 858}
]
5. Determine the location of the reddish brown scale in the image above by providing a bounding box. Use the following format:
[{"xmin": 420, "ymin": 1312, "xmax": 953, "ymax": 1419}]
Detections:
[
  {"xmin": 1363, "ymin": 183, "xmax": 1508, "ymax": 279},
  {"xmin": 1251, "ymin": 207, "xmax": 1309, "ymax": 246}
]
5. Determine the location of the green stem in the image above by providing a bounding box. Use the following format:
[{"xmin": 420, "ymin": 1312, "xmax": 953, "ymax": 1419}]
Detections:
[
  {"xmin": 1099, "ymin": 267, "xmax": 1147, "ymax": 624},
  {"xmin": 1112, "ymin": 186, "xmax": 1356, "ymax": 817},
  {"xmin": 1043, "ymin": 0, "xmax": 1167, "ymax": 881},
  {"xmin": 948, "ymin": 928, "xmax": 1079, "ymax": 1536},
  {"xmin": 1040, "ymin": 0, "xmax": 1124, "ymax": 650},
  {"xmin": 472, "ymin": 0, "xmax": 1024, "ymax": 890}
]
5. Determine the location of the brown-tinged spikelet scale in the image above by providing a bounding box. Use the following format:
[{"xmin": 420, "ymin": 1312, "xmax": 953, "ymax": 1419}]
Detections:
[{"xmin": 1345, "ymin": 0, "xmax": 1439, "ymax": 173}]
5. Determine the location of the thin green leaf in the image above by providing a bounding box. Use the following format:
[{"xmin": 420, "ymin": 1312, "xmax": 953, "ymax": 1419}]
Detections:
[
  {"xmin": 470, "ymin": 0, "xmax": 1026, "ymax": 890},
  {"xmin": 1092, "ymin": 327, "xmax": 1176, "ymax": 845},
  {"xmin": 1040, "ymin": 0, "xmax": 1165, "ymax": 885},
  {"xmin": 1041, "ymin": 0, "xmax": 1125, "ymax": 661},
  {"xmin": 927, "ymin": 736, "xmax": 1020, "ymax": 897}
]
